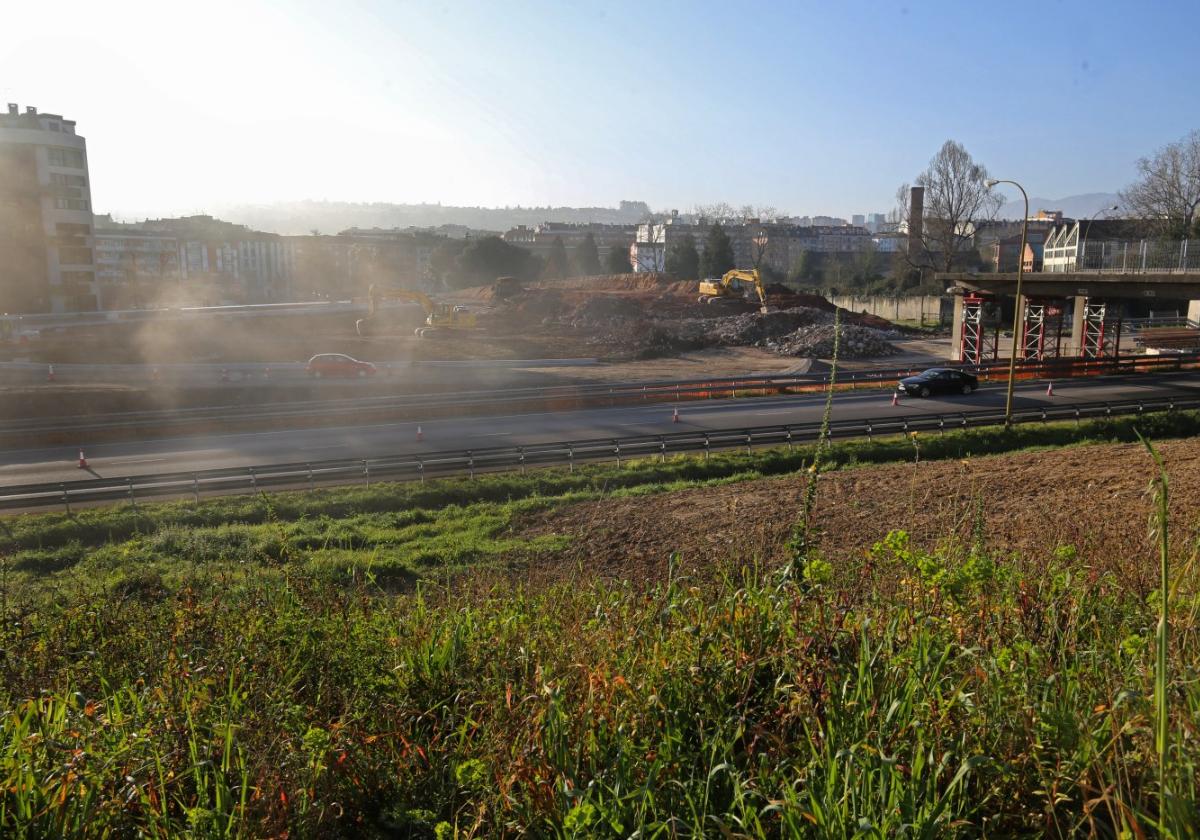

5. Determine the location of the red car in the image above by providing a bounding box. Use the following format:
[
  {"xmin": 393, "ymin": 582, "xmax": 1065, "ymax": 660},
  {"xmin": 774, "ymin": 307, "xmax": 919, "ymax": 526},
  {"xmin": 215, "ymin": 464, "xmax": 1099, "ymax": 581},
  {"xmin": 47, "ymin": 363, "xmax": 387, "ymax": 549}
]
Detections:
[{"xmin": 306, "ymin": 353, "xmax": 377, "ymax": 378}]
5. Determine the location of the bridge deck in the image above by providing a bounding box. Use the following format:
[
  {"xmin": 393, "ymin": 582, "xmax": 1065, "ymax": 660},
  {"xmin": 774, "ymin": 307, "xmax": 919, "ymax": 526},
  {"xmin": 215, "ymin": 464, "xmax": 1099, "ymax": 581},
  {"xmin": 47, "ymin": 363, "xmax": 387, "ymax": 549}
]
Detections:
[{"xmin": 938, "ymin": 271, "xmax": 1200, "ymax": 300}]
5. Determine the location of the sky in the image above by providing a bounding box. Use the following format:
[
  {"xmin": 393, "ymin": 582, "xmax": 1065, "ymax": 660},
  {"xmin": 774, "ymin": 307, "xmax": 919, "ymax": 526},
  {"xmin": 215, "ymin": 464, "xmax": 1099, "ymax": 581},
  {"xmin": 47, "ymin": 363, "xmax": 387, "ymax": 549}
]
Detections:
[{"xmin": 3, "ymin": 0, "xmax": 1198, "ymax": 219}]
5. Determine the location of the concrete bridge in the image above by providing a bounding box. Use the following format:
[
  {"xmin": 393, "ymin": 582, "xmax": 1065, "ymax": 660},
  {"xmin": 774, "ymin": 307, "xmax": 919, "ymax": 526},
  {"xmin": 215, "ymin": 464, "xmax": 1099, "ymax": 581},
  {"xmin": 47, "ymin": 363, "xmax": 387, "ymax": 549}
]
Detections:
[{"xmin": 938, "ymin": 270, "xmax": 1200, "ymax": 363}]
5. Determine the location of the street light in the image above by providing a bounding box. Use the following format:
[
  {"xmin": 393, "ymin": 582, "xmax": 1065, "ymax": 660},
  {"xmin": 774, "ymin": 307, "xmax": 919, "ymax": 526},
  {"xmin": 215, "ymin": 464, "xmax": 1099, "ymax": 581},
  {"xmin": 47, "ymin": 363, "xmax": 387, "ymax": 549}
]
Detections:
[
  {"xmin": 984, "ymin": 178, "xmax": 1028, "ymax": 426},
  {"xmin": 1078, "ymin": 204, "xmax": 1120, "ymax": 271}
]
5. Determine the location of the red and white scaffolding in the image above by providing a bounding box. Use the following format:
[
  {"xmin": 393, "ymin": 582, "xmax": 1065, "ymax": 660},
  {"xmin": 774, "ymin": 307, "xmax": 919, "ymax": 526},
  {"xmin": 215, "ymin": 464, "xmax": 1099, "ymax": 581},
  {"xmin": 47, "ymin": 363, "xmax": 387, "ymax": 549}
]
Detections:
[
  {"xmin": 959, "ymin": 293, "xmax": 998, "ymax": 366},
  {"xmin": 1016, "ymin": 298, "xmax": 1068, "ymax": 361},
  {"xmin": 1079, "ymin": 299, "xmax": 1118, "ymax": 358}
]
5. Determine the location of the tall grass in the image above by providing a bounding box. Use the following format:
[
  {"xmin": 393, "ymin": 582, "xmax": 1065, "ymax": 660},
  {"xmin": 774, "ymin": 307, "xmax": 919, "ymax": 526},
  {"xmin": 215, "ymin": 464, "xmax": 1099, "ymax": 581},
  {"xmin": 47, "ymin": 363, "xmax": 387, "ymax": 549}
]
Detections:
[
  {"xmin": 2, "ymin": 408, "xmax": 1200, "ymax": 834},
  {"xmin": 2, "ymin": 518, "xmax": 1197, "ymax": 836},
  {"xmin": 1138, "ymin": 433, "xmax": 1190, "ymax": 838}
]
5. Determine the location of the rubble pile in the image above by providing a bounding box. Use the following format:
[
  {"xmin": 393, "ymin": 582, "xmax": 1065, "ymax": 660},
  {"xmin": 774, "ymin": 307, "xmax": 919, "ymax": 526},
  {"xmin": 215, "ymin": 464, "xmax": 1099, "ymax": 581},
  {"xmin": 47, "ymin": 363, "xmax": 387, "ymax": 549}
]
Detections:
[
  {"xmin": 771, "ymin": 323, "xmax": 900, "ymax": 359},
  {"xmin": 705, "ymin": 307, "xmax": 832, "ymax": 346}
]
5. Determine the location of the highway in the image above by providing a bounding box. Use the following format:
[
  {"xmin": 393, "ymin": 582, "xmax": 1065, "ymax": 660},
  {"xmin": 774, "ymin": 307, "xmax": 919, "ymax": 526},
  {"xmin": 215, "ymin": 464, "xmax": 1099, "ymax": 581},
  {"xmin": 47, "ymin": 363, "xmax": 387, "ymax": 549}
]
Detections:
[{"xmin": 2, "ymin": 371, "xmax": 1199, "ymax": 488}]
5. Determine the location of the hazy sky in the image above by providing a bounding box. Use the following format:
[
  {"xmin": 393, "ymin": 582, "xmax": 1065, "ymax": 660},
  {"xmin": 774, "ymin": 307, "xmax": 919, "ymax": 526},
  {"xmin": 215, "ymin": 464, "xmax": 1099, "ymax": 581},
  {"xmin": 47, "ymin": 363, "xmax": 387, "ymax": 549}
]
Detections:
[{"xmin": 3, "ymin": 0, "xmax": 1198, "ymax": 218}]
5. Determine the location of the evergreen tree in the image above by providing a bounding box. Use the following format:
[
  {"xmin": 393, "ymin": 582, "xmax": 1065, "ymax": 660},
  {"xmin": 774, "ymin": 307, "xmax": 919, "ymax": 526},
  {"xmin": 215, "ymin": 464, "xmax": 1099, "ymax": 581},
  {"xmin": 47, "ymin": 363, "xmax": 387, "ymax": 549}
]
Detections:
[
  {"xmin": 572, "ymin": 232, "xmax": 602, "ymax": 276},
  {"xmin": 699, "ymin": 223, "xmax": 735, "ymax": 278},
  {"xmin": 435, "ymin": 236, "xmax": 540, "ymax": 289},
  {"xmin": 665, "ymin": 235, "xmax": 700, "ymax": 280},
  {"xmin": 543, "ymin": 236, "xmax": 569, "ymax": 280},
  {"xmin": 788, "ymin": 249, "xmax": 813, "ymax": 284},
  {"xmin": 606, "ymin": 241, "xmax": 632, "ymax": 274}
]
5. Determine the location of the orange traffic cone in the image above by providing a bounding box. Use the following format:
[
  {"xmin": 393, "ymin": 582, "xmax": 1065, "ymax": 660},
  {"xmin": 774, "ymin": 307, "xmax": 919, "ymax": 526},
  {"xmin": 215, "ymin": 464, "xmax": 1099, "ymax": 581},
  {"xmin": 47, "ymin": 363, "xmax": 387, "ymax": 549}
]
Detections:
[
  {"xmin": 77, "ymin": 448, "xmax": 88, "ymax": 469},
  {"xmin": 1046, "ymin": 381, "xmax": 1054, "ymax": 396},
  {"xmin": 416, "ymin": 425, "xmax": 423, "ymax": 441},
  {"xmin": 891, "ymin": 391, "xmax": 899, "ymax": 406},
  {"xmin": 672, "ymin": 406, "xmax": 680, "ymax": 423},
  {"xmin": 47, "ymin": 364, "xmax": 56, "ymax": 382}
]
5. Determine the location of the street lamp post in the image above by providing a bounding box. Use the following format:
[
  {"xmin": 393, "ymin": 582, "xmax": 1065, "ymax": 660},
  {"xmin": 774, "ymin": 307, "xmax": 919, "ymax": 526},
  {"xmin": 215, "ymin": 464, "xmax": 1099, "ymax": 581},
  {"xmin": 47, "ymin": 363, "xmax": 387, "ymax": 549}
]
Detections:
[
  {"xmin": 985, "ymin": 178, "xmax": 1029, "ymax": 426},
  {"xmin": 1078, "ymin": 204, "xmax": 1120, "ymax": 271}
]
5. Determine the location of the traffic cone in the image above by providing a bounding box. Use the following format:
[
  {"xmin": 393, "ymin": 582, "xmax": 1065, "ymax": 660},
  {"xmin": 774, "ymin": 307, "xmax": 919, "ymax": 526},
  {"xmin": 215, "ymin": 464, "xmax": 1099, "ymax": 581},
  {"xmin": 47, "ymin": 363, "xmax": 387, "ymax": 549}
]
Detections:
[
  {"xmin": 891, "ymin": 391, "xmax": 899, "ymax": 406},
  {"xmin": 77, "ymin": 448, "xmax": 88, "ymax": 469},
  {"xmin": 47, "ymin": 364, "xmax": 56, "ymax": 382},
  {"xmin": 1046, "ymin": 381, "xmax": 1054, "ymax": 396},
  {"xmin": 416, "ymin": 425, "xmax": 423, "ymax": 441},
  {"xmin": 672, "ymin": 406, "xmax": 680, "ymax": 423}
]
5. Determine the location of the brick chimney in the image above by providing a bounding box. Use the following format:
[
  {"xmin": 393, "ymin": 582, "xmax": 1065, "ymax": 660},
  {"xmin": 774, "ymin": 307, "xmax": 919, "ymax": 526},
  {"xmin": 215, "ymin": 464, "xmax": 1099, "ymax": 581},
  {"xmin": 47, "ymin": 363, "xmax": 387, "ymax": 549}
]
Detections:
[{"xmin": 907, "ymin": 186, "xmax": 924, "ymax": 259}]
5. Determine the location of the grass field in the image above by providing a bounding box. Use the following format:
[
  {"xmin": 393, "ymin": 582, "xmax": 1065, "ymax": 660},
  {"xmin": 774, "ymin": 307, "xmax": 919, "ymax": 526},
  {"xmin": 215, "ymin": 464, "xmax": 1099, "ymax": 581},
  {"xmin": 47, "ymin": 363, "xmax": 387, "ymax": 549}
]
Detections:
[{"xmin": 3, "ymin": 412, "xmax": 1200, "ymax": 836}]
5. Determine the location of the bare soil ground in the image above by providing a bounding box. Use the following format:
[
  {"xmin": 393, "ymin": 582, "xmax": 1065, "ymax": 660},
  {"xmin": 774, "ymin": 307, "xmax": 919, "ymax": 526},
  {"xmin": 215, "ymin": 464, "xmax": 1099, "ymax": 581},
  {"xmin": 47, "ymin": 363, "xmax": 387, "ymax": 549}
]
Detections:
[{"xmin": 513, "ymin": 437, "xmax": 1200, "ymax": 594}]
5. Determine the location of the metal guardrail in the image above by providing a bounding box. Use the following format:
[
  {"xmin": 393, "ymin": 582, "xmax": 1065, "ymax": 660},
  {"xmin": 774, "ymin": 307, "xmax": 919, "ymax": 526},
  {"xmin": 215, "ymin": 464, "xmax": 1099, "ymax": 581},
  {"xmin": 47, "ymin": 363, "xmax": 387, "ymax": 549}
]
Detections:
[
  {"xmin": 4, "ymin": 351, "xmax": 1200, "ymax": 438},
  {"xmin": 4, "ymin": 394, "xmax": 1198, "ymax": 512}
]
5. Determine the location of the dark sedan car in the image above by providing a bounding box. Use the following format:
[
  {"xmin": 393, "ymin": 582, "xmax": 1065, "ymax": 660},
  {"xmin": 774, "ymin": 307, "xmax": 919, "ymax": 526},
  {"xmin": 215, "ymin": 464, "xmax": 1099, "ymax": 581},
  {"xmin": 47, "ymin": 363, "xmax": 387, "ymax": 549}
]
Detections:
[{"xmin": 897, "ymin": 367, "xmax": 979, "ymax": 397}]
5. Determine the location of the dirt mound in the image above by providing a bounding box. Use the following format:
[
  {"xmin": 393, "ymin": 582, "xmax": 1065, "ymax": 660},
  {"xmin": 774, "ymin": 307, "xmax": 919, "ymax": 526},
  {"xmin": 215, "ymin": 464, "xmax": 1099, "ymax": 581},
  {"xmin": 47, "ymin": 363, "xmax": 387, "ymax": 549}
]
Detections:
[
  {"xmin": 772, "ymin": 323, "xmax": 898, "ymax": 358},
  {"xmin": 535, "ymin": 273, "xmax": 671, "ymax": 293},
  {"xmin": 568, "ymin": 296, "xmax": 645, "ymax": 324},
  {"xmin": 513, "ymin": 438, "xmax": 1200, "ymax": 591}
]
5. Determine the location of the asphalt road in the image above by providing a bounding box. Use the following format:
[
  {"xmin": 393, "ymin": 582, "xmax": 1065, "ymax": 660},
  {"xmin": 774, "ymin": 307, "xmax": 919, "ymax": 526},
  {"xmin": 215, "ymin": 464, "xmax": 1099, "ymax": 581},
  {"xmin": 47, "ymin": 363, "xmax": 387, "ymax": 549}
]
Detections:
[{"xmin": 2, "ymin": 372, "xmax": 1198, "ymax": 487}]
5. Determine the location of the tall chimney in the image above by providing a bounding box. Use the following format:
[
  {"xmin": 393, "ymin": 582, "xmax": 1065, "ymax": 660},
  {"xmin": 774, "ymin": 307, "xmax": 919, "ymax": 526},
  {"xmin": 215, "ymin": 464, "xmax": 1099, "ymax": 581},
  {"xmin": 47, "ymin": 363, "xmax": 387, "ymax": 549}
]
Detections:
[
  {"xmin": 908, "ymin": 186, "xmax": 925, "ymax": 260},
  {"xmin": 6, "ymin": 103, "xmax": 17, "ymax": 115}
]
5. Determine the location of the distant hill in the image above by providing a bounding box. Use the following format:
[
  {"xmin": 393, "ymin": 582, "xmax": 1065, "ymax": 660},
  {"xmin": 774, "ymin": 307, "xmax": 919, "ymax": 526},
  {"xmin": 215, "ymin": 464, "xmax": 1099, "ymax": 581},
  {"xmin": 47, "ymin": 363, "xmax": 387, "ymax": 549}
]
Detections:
[
  {"xmin": 213, "ymin": 200, "xmax": 654, "ymax": 236},
  {"xmin": 998, "ymin": 192, "xmax": 1122, "ymax": 221}
]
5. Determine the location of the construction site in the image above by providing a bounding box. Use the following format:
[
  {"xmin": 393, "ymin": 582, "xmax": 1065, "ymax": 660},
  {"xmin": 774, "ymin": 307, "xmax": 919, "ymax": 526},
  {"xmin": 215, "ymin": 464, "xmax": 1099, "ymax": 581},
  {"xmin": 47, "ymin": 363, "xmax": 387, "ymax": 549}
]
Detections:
[{"xmin": 0, "ymin": 272, "xmax": 936, "ymax": 420}]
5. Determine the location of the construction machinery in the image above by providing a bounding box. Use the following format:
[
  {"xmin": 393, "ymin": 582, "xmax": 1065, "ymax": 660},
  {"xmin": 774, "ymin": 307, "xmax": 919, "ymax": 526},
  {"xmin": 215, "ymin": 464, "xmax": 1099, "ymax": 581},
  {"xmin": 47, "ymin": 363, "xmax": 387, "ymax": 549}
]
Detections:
[
  {"xmin": 698, "ymin": 268, "xmax": 768, "ymax": 313},
  {"xmin": 355, "ymin": 285, "xmax": 478, "ymax": 338}
]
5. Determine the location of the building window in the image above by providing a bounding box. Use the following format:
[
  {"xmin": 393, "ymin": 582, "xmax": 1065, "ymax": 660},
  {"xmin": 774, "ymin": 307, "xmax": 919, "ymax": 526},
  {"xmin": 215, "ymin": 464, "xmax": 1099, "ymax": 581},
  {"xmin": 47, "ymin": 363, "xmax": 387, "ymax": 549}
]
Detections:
[
  {"xmin": 59, "ymin": 246, "xmax": 93, "ymax": 265},
  {"xmin": 46, "ymin": 147, "xmax": 85, "ymax": 168},
  {"xmin": 50, "ymin": 173, "xmax": 87, "ymax": 188},
  {"xmin": 53, "ymin": 198, "xmax": 90, "ymax": 211}
]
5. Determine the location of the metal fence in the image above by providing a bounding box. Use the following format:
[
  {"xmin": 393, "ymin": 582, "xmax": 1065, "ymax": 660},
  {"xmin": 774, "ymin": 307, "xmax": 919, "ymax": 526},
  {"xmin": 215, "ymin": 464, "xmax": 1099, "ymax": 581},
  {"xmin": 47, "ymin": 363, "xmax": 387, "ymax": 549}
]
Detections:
[
  {"xmin": 4, "ymin": 393, "xmax": 1198, "ymax": 512},
  {"xmin": 1045, "ymin": 238, "xmax": 1200, "ymax": 274}
]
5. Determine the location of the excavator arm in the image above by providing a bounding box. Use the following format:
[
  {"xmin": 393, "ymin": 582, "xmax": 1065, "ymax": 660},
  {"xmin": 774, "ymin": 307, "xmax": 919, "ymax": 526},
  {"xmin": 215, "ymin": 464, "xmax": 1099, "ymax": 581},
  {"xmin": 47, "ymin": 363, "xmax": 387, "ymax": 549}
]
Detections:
[
  {"xmin": 365, "ymin": 284, "xmax": 436, "ymax": 318},
  {"xmin": 357, "ymin": 284, "xmax": 477, "ymax": 337}
]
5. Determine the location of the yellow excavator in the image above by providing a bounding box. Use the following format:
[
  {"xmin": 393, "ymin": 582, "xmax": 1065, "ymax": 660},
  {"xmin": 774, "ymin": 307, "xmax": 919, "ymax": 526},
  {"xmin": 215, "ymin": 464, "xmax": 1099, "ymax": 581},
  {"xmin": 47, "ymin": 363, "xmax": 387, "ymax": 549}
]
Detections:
[
  {"xmin": 355, "ymin": 285, "xmax": 478, "ymax": 338},
  {"xmin": 698, "ymin": 268, "xmax": 768, "ymax": 313}
]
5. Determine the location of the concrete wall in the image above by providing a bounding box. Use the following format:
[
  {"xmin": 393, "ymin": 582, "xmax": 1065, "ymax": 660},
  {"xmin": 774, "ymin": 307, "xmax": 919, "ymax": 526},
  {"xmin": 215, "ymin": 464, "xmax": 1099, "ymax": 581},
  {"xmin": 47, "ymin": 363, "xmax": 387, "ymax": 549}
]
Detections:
[{"xmin": 829, "ymin": 294, "xmax": 951, "ymax": 325}]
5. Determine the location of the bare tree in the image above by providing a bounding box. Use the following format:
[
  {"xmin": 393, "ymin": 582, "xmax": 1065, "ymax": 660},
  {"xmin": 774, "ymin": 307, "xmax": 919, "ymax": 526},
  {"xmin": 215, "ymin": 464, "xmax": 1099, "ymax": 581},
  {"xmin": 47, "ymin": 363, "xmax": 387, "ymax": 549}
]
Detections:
[
  {"xmin": 693, "ymin": 202, "xmax": 735, "ymax": 223},
  {"xmin": 896, "ymin": 140, "xmax": 1000, "ymax": 273},
  {"xmin": 1120, "ymin": 130, "xmax": 1200, "ymax": 238}
]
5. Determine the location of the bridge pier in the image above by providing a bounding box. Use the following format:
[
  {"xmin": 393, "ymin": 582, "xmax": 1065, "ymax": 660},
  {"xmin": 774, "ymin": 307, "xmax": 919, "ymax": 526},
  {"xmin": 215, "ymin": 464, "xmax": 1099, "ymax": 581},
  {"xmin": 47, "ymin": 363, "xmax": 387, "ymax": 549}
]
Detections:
[{"xmin": 950, "ymin": 295, "xmax": 964, "ymax": 361}]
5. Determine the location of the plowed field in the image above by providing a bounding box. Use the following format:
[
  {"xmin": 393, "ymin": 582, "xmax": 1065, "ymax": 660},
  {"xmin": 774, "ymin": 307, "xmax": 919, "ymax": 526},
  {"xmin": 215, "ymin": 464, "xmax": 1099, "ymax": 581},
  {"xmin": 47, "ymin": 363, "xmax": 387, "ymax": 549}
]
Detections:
[{"xmin": 514, "ymin": 437, "xmax": 1200, "ymax": 593}]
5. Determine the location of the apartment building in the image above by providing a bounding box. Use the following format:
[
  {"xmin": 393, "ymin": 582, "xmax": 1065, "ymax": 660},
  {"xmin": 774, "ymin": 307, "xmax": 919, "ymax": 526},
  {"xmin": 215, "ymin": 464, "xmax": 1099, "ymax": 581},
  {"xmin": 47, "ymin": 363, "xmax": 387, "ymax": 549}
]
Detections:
[
  {"xmin": 502, "ymin": 222, "xmax": 635, "ymax": 266},
  {"xmin": 0, "ymin": 104, "xmax": 96, "ymax": 312},
  {"xmin": 634, "ymin": 221, "xmax": 874, "ymax": 275},
  {"xmin": 93, "ymin": 215, "xmax": 297, "ymax": 307}
]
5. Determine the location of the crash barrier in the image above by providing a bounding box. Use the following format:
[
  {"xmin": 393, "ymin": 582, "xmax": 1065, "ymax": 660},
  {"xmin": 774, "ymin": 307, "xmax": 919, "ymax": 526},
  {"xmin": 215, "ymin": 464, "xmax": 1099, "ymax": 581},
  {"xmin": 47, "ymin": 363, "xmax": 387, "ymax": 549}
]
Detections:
[{"xmin": 4, "ymin": 393, "xmax": 1198, "ymax": 512}]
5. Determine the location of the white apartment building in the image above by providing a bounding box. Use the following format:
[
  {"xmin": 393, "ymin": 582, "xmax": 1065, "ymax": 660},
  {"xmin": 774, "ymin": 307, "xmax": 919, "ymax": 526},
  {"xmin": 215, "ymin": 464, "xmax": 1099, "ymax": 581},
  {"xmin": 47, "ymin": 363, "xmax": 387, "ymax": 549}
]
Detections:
[{"xmin": 0, "ymin": 104, "xmax": 97, "ymax": 312}]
